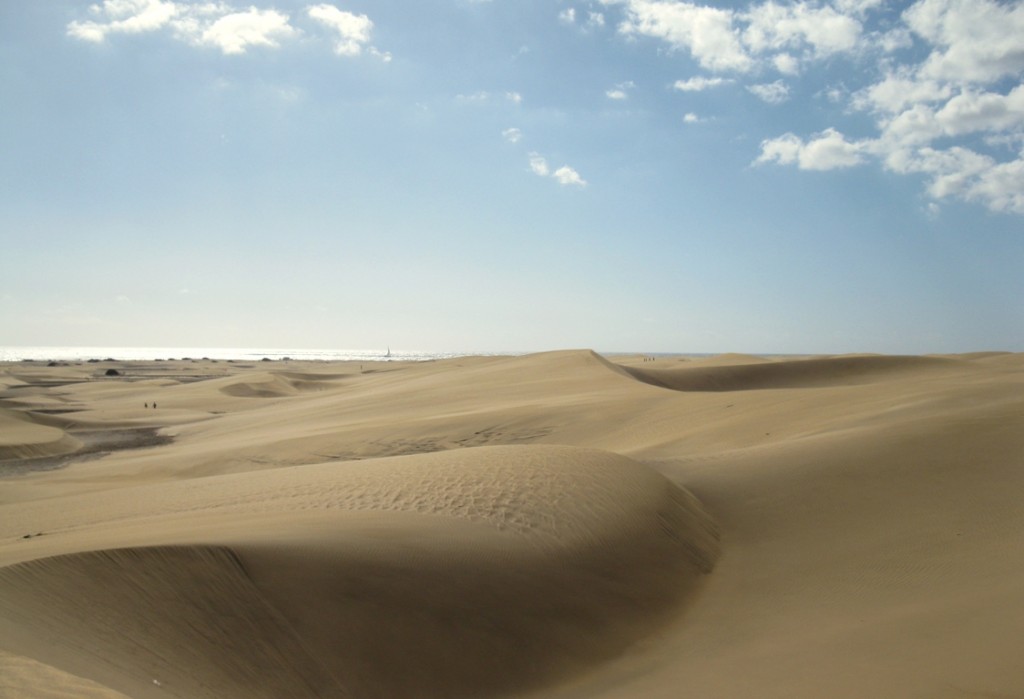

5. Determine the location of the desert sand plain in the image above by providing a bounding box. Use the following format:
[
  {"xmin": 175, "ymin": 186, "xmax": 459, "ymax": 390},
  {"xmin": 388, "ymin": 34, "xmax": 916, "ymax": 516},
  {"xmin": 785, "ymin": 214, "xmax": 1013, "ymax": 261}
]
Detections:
[{"xmin": 0, "ymin": 349, "xmax": 1022, "ymax": 699}]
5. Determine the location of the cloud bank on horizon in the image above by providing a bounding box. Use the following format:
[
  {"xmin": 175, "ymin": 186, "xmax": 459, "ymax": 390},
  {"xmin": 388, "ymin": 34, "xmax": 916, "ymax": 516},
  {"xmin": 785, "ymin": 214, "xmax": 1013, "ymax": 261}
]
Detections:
[{"xmin": 65, "ymin": 0, "xmax": 1024, "ymax": 214}]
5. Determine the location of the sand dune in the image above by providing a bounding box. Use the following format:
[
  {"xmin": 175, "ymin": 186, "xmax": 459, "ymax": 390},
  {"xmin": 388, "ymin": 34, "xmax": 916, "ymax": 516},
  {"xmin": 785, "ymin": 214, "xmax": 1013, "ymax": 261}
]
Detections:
[
  {"xmin": 1, "ymin": 350, "xmax": 1023, "ymax": 698},
  {"xmin": 0, "ymin": 445, "xmax": 717, "ymax": 698},
  {"xmin": 0, "ymin": 408, "xmax": 81, "ymax": 461},
  {"xmin": 623, "ymin": 353, "xmax": 971, "ymax": 391}
]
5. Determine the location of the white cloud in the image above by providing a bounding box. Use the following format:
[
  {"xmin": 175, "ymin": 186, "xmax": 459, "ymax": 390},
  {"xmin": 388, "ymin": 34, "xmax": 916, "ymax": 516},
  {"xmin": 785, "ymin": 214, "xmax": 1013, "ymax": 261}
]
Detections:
[
  {"xmin": 832, "ymin": 0, "xmax": 885, "ymax": 16},
  {"xmin": 683, "ymin": 112, "xmax": 702, "ymax": 122},
  {"xmin": 606, "ymin": 0, "xmax": 870, "ymax": 75},
  {"xmin": 872, "ymin": 27, "xmax": 913, "ymax": 53},
  {"xmin": 67, "ymin": 1, "xmax": 387, "ymax": 59},
  {"xmin": 200, "ymin": 8, "xmax": 296, "ymax": 54},
  {"xmin": 456, "ymin": 91, "xmax": 490, "ymax": 103},
  {"xmin": 852, "ymin": 71, "xmax": 954, "ymax": 114},
  {"xmin": 502, "ymin": 127, "xmax": 523, "ymax": 143},
  {"xmin": 553, "ymin": 166, "xmax": 588, "ymax": 186},
  {"xmin": 747, "ymin": 80, "xmax": 790, "ymax": 104},
  {"xmin": 874, "ymin": 85, "xmax": 1024, "ymax": 150},
  {"xmin": 967, "ymin": 156, "xmax": 1024, "ymax": 213},
  {"xmin": 456, "ymin": 91, "xmax": 522, "ymax": 105},
  {"xmin": 673, "ymin": 76, "xmax": 730, "ymax": 91},
  {"xmin": 529, "ymin": 152, "xmax": 550, "ymax": 177},
  {"xmin": 772, "ymin": 52, "xmax": 800, "ymax": 75},
  {"xmin": 756, "ymin": 128, "xmax": 867, "ymax": 170},
  {"xmin": 595, "ymin": 0, "xmax": 1024, "ymax": 214},
  {"xmin": 742, "ymin": 2, "xmax": 862, "ymax": 58},
  {"xmin": 67, "ymin": 0, "xmax": 179, "ymax": 42},
  {"xmin": 606, "ymin": 80, "xmax": 635, "ymax": 99},
  {"xmin": 308, "ymin": 4, "xmax": 373, "ymax": 57},
  {"xmin": 561, "ymin": 7, "xmax": 606, "ymax": 30},
  {"xmin": 904, "ymin": 0, "xmax": 1024, "ymax": 84},
  {"xmin": 934, "ymin": 86, "xmax": 1024, "ymax": 136},
  {"xmin": 614, "ymin": 0, "xmax": 754, "ymax": 72},
  {"xmin": 883, "ymin": 144, "xmax": 1024, "ymax": 213},
  {"xmin": 528, "ymin": 152, "xmax": 587, "ymax": 186}
]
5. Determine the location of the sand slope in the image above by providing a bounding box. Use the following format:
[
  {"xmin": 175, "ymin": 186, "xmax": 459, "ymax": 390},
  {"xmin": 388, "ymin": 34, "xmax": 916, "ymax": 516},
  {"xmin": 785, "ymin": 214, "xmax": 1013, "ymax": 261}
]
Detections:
[{"xmin": 1, "ymin": 350, "xmax": 1023, "ymax": 698}]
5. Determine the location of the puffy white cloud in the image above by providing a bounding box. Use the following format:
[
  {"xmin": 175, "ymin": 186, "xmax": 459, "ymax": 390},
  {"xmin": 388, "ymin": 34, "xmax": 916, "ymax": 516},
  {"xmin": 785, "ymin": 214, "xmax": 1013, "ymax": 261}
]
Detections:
[
  {"xmin": 673, "ymin": 75, "xmax": 730, "ymax": 91},
  {"xmin": 67, "ymin": 0, "xmax": 179, "ymax": 42},
  {"xmin": 67, "ymin": 1, "xmax": 387, "ymax": 59},
  {"xmin": 598, "ymin": 0, "xmax": 1024, "ymax": 214},
  {"xmin": 615, "ymin": 0, "xmax": 754, "ymax": 72},
  {"xmin": 308, "ymin": 4, "xmax": 372, "ymax": 57},
  {"xmin": 967, "ymin": 156, "xmax": 1024, "ymax": 213},
  {"xmin": 606, "ymin": 80, "xmax": 635, "ymax": 99},
  {"xmin": 742, "ymin": 2, "xmax": 861, "ymax": 58},
  {"xmin": 852, "ymin": 71, "xmax": 953, "ymax": 113},
  {"xmin": 756, "ymin": 128, "xmax": 867, "ymax": 170},
  {"xmin": 200, "ymin": 8, "xmax": 296, "ymax": 54},
  {"xmin": 606, "ymin": 0, "xmax": 869, "ymax": 75},
  {"xmin": 832, "ymin": 0, "xmax": 884, "ymax": 16},
  {"xmin": 502, "ymin": 127, "xmax": 523, "ymax": 143},
  {"xmin": 881, "ymin": 142, "xmax": 1024, "ymax": 212},
  {"xmin": 528, "ymin": 153, "xmax": 587, "ymax": 186},
  {"xmin": 683, "ymin": 112, "xmax": 702, "ymax": 122},
  {"xmin": 756, "ymin": 132, "xmax": 803, "ymax": 165},
  {"xmin": 553, "ymin": 165, "xmax": 588, "ymax": 186},
  {"xmin": 884, "ymin": 144, "xmax": 1024, "ymax": 213},
  {"xmin": 904, "ymin": 0, "xmax": 1024, "ymax": 84},
  {"xmin": 745, "ymin": 0, "xmax": 1024, "ymax": 214},
  {"xmin": 934, "ymin": 85, "xmax": 1024, "ymax": 136},
  {"xmin": 747, "ymin": 79, "xmax": 790, "ymax": 103},
  {"xmin": 529, "ymin": 153, "xmax": 550, "ymax": 177},
  {"xmin": 67, "ymin": 1, "xmax": 300, "ymax": 54},
  {"xmin": 772, "ymin": 52, "xmax": 800, "ymax": 74},
  {"xmin": 875, "ymin": 85, "xmax": 1024, "ymax": 149},
  {"xmin": 871, "ymin": 27, "xmax": 913, "ymax": 53},
  {"xmin": 561, "ymin": 7, "xmax": 606, "ymax": 30}
]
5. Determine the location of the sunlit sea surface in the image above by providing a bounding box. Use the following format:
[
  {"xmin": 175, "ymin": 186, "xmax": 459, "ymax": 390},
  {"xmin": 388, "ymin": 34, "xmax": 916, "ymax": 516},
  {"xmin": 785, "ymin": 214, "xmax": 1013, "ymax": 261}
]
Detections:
[{"xmin": 0, "ymin": 347, "xmax": 520, "ymax": 363}]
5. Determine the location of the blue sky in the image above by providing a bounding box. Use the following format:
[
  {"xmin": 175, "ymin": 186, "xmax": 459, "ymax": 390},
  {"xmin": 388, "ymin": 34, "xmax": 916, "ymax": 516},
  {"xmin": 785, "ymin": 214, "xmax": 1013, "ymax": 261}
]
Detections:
[{"xmin": 1, "ymin": 0, "xmax": 1022, "ymax": 354}]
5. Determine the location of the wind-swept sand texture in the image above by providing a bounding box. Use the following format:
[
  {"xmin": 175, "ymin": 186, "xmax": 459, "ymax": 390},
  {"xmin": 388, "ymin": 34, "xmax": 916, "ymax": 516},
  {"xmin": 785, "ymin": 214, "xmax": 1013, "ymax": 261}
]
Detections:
[{"xmin": 1, "ymin": 350, "xmax": 1022, "ymax": 698}]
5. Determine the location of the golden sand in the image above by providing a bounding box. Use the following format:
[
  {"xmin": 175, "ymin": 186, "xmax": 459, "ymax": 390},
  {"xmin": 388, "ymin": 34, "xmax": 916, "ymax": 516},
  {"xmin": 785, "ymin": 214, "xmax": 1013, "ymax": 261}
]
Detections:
[{"xmin": 1, "ymin": 350, "xmax": 1022, "ymax": 698}]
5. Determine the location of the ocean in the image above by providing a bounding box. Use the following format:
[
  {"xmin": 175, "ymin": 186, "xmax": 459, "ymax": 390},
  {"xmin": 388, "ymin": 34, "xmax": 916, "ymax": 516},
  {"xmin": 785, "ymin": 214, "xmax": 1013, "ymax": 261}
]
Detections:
[{"xmin": 0, "ymin": 346, "xmax": 516, "ymax": 363}]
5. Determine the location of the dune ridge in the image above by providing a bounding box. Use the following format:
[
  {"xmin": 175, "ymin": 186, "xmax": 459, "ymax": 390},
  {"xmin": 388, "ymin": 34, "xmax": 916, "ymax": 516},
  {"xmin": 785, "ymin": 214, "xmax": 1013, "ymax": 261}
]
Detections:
[
  {"xmin": 0, "ymin": 445, "xmax": 718, "ymax": 699},
  {"xmin": 622, "ymin": 353, "xmax": 971, "ymax": 392},
  {"xmin": 0, "ymin": 408, "xmax": 82, "ymax": 461}
]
